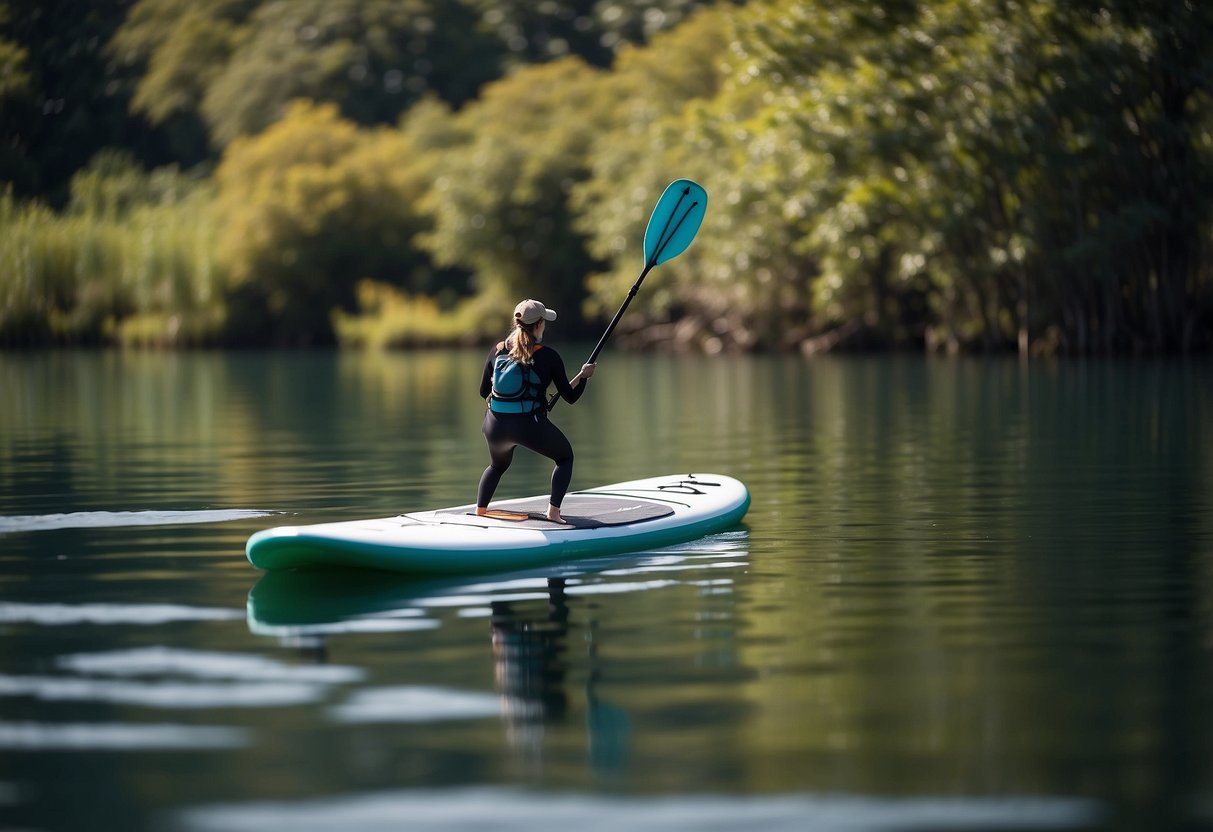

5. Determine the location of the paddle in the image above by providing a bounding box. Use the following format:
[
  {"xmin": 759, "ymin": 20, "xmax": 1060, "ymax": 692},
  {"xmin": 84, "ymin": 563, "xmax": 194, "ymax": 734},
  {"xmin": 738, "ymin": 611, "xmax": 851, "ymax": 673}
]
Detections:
[{"xmin": 547, "ymin": 178, "xmax": 708, "ymax": 411}]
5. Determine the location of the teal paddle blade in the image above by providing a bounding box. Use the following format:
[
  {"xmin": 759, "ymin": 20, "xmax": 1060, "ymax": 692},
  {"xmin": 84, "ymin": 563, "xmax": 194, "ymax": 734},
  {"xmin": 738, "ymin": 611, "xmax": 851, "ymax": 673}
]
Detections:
[{"xmin": 643, "ymin": 179, "xmax": 707, "ymax": 268}]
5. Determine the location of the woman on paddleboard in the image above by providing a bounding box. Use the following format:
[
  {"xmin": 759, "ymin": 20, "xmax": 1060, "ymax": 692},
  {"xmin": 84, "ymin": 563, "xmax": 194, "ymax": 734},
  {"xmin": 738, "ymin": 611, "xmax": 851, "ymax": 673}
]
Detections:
[{"xmin": 477, "ymin": 299, "xmax": 596, "ymax": 523}]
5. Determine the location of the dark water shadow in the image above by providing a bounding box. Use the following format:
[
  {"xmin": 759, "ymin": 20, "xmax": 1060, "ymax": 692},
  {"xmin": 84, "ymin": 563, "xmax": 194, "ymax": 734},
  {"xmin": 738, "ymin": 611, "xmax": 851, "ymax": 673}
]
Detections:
[{"xmin": 245, "ymin": 529, "xmax": 751, "ymax": 635}]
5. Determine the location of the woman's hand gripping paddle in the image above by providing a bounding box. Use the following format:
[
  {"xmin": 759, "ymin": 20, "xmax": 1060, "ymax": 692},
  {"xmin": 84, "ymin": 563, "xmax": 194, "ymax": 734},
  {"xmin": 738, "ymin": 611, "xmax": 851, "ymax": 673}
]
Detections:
[{"xmin": 547, "ymin": 179, "xmax": 708, "ymax": 411}]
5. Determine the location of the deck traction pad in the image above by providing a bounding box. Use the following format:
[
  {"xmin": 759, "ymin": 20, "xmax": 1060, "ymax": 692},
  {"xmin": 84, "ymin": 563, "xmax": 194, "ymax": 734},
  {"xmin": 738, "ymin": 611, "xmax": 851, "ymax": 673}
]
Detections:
[{"xmin": 436, "ymin": 495, "xmax": 674, "ymax": 530}]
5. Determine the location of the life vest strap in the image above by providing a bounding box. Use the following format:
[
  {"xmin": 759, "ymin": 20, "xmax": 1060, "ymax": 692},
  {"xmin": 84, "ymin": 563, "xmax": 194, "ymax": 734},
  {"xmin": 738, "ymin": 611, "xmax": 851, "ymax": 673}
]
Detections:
[{"xmin": 489, "ymin": 398, "xmax": 542, "ymax": 414}]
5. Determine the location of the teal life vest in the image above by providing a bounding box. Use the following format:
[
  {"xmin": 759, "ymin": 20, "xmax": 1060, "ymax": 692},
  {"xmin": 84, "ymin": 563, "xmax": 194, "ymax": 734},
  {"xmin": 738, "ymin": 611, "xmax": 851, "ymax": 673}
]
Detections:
[{"xmin": 489, "ymin": 346, "xmax": 544, "ymax": 414}]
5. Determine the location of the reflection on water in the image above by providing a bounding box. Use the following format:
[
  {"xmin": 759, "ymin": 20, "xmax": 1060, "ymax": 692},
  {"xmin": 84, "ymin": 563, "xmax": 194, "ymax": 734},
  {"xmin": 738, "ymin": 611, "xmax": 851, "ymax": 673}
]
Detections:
[
  {"xmin": 329, "ymin": 686, "xmax": 501, "ymax": 724},
  {"xmin": 55, "ymin": 646, "xmax": 361, "ymax": 683},
  {"xmin": 243, "ymin": 540, "xmax": 745, "ymax": 792},
  {"xmin": 487, "ymin": 577, "xmax": 634, "ymax": 780},
  {"xmin": 0, "ymin": 351, "xmax": 1211, "ymax": 831},
  {"xmin": 245, "ymin": 539, "xmax": 745, "ymax": 782},
  {"xmin": 0, "ymin": 673, "xmax": 338, "ymax": 709},
  {"xmin": 0, "ymin": 602, "xmax": 244, "ymax": 625},
  {"xmin": 175, "ymin": 788, "xmax": 1107, "ymax": 832},
  {"xmin": 491, "ymin": 578, "xmax": 573, "ymax": 764},
  {"xmin": 0, "ymin": 722, "xmax": 248, "ymax": 751},
  {"xmin": 0, "ymin": 509, "xmax": 279, "ymax": 534},
  {"xmin": 0, "ymin": 646, "xmax": 365, "ymax": 713}
]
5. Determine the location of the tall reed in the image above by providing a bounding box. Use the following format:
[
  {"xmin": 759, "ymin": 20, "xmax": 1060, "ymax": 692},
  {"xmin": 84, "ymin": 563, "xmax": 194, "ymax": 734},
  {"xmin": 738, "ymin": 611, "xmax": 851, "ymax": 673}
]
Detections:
[{"xmin": 0, "ymin": 188, "xmax": 226, "ymax": 346}]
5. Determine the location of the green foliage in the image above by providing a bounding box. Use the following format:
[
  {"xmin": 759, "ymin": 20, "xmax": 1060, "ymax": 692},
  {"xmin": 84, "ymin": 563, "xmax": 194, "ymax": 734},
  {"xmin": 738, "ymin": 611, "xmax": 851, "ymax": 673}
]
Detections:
[
  {"xmin": 112, "ymin": 0, "xmax": 505, "ymax": 150},
  {"xmin": 729, "ymin": 0, "xmax": 1213, "ymax": 353},
  {"xmin": 419, "ymin": 57, "xmax": 612, "ymax": 332},
  {"xmin": 108, "ymin": 0, "xmax": 255, "ymax": 126},
  {"xmin": 5, "ymin": 0, "xmax": 1212, "ymax": 353},
  {"xmin": 0, "ymin": 30, "xmax": 29, "ymax": 100},
  {"xmin": 67, "ymin": 149, "xmax": 200, "ymax": 218},
  {"xmin": 464, "ymin": 0, "xmax": 727, "ymax": 68},
  {"xmin": 0, "ymin": 5, "xmax": 33, "ymax": 191},
  {"xmin": 101, "ymin": 0, "xmax": 719, "ymax": 162},
  {"xmin": 1, "ymin": 0, "xmax": 144, "ymax": 201},
  {"xmin": 0, "ymin": 178, "xmax": 224, "ymax": 347},
  {"xmin": 333, "ymin": 281, "xmax": 493, "ymax": 349},
  {"xmin": 572, "ymin": 5, "xmax": 822, "ymax": 352},
  {"xmin": 212, "ymin": 100, "xmax": 449, "ymax": 345}
]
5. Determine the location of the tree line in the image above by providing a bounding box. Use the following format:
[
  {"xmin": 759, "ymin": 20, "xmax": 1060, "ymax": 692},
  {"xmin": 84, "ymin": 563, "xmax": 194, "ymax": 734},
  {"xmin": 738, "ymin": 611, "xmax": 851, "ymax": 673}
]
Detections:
[{"xmin": 1, "ymin": 0, "xmax": 1210, "ymax": 354}]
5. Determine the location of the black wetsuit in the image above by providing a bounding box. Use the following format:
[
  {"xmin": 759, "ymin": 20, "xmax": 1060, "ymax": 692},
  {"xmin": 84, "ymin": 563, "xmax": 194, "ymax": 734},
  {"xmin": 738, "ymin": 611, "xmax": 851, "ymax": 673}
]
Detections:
[{"xmin": 477, "ymin": 344, "xmax": 588, "ymax": 509}]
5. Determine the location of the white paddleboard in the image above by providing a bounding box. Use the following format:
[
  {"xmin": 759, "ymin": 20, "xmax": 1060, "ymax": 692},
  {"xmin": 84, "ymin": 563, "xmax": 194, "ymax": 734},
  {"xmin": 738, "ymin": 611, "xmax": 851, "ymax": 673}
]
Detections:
[{"xmin": 246, "ymin": 473, "xmax": 750, "ymax": 575}]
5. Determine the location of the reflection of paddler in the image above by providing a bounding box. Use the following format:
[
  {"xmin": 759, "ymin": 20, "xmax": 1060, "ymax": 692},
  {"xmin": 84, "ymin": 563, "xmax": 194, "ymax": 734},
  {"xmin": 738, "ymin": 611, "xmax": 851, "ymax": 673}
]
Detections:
[
  {"xmin": 584, "ymin": 620, "xmax": 631, "ymax": 780},
  {"xmin": 490, "ymin": 578, "xmax": 571, "ymax": 759},
  {"xmin": 293, "ymin": 634, "xmax": 329, "ymax": 664}
]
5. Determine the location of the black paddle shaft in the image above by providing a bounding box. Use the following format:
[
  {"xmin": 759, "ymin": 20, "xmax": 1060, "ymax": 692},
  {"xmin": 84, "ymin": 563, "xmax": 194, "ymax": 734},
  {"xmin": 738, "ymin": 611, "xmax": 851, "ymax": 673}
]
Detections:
[
  {"xmin": 547, "ymin": 189, "xmax": 700, "ymax": 412},
  {"xmin": 545, "ymin": 264, "xmax": 649, "ymax": 412}
]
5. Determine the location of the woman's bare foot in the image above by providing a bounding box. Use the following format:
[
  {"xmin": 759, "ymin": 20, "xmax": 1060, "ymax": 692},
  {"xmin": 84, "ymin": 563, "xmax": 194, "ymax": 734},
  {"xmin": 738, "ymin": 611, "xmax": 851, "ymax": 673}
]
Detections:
[
  {"xmin": 475, "ymin": 506, "xmax": 488, "ymax": 516},
  {"xmin": 545, "ymin": 504, "xmax": 563, "ymax": 523}
]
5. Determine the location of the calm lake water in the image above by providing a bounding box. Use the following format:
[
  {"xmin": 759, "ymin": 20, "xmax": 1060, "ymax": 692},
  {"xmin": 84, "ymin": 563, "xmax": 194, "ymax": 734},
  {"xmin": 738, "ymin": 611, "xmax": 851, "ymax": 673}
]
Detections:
[{"xmin": 1, "ymin": 349, "xmax": 1211, "ymax": 831}]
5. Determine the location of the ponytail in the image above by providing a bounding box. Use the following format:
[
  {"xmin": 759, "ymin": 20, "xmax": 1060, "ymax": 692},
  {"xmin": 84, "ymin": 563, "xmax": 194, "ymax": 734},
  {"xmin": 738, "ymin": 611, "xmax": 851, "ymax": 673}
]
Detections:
[{"xmin": 505, "ymin": 320, "xmax": 538, "ymax": 365}]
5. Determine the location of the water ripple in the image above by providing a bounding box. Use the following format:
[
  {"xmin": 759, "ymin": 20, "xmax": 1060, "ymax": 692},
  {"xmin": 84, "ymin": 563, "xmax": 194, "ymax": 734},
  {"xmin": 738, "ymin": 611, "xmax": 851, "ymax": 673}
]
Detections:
[
  {"xmin": 0, "ymin": 603, "xmax": 243, "ymax": 626},
  {"xmin": 0, "ymin": 509, "xmax": 279, "ymax": 534},
  {"xmin": 174, "ymin": 788, "xmax": 1105, "ymax": 832},
  {"xmin": 0, "ymin": 721, "xmax": 247, "ymax": 751},
  {"xmin": 56, "ymin": 646, "xmax": 363, "ymax": 684},
  {"xmin": 329, "ymin": 687, "xmax": 501, "ymax": 724},
  {"xmin": 0, "ymin": 674, "xmax": 330, "ymax": 709}
]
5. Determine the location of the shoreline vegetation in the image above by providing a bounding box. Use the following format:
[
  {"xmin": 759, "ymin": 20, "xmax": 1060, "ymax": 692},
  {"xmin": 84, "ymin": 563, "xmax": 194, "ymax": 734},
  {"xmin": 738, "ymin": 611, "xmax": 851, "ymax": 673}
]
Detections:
[{"xmin": 2, "ymin": 1, "xmax": 1211, "ymax": 356}]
